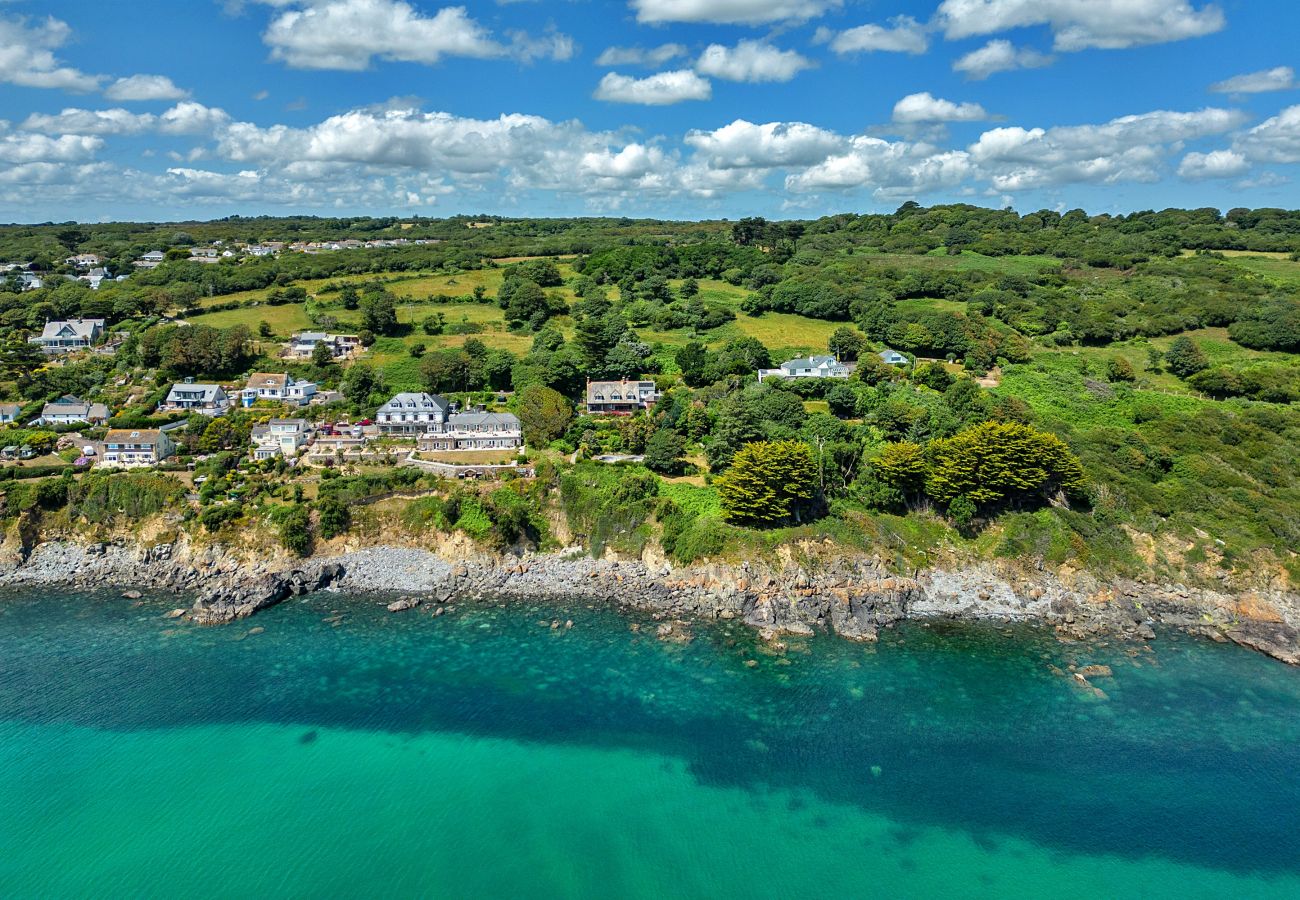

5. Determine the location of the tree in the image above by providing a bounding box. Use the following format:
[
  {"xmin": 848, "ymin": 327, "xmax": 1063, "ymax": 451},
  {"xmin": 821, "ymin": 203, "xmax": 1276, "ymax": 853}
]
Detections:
[
  {"xmin": 421, "ymin": 349, "xmax": 472, "ymax": 393},
  {"xmin": 517, "ymin": 384, "xmax": 572, "ymax": 447},
  {"xmin": 339, "ymin": 285, "xmax": 360, "ymax": 310},
  {"xmin": 828, "ymin": 326, "xmax": 866, "ymax": 361},
  {"xmin": 317, "ymin": 497, "xmax": 351, "ymax": 539},
  {"xmin": 341, "ymin": 362, "xmax": 381, "ymax": 402},
  {"xmin": 715, "ymin": 440, "xmax": 817, "ymax": 526},
  {"xmin": 258, "ymin": 320, "xmax": 273, "ymax": 338},
  {"xmin": 1106, "ymin": 356, "xmax": 1136, "ymax": 382},
  {"xmin": 421, "ymin": 312, "xmax": 445, "ymax": 335},
  {"xmin": 359, "ymin": 290, "xmax": 398, "ymax": 335},
  {"xmin": 277, "ymin": 503, "xmax": 312, "ymax": 556},
  {"xmin": 198, "ymin": 417, "xmax": 247, "ymax": 453},
  {"xmin": 643, "ymin": 428, "xmax": 686, "ymax": 475},
  {"xmin": 825, "ymin": 383, "xmax": 859, "ymax": 419},
  {"xmin": 1164, "ymin": 336, "xmax": 1208, "ymax": 378},
  {"xmin": 675, "ymin": 341, "xmax": 710, "ymax": 387},
  {"xmin": 311, "ymin": 340, "xmax": 335, "ymax": 368},
  {"xmin": 872, "ymin": 441, "xmax": 927, "ymax": 496},
  {"xmin": 679, "ymin": 277, "xmax": 699, "ymax": 299},
  {"xmin": 924, "ymin": 421, "xmax": 1086, "ymax": 507}
]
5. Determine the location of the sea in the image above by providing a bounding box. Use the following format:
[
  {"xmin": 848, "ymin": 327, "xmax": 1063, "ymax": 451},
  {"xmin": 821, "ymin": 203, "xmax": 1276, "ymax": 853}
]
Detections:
[{"xmin": 1, "ymin": 589, "xmax": 1298, "ymax": 898}]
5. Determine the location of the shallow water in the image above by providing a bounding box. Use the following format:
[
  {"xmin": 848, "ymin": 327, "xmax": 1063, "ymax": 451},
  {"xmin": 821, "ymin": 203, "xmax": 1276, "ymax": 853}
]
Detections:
[{"xmin": 1, "ymin": 590, "xmax": 1299, "ymax": 898}]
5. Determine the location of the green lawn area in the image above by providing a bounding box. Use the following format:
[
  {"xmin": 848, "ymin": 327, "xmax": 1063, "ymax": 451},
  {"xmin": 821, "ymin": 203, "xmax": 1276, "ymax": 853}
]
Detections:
[
  {"xmin": 857, "ymin": 250, "xmax": 1062, "ymax": 275},
  {"xmin": 187, "ymin": 302, "xmax": 315, "ymax": 333}
]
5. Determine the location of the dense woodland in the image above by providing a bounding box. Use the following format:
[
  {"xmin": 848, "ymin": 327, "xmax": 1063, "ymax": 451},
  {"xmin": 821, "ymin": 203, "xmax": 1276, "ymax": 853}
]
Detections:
[{"xmin": 4, "ymin": 204, "xmax": 1300, "ymax": 586}]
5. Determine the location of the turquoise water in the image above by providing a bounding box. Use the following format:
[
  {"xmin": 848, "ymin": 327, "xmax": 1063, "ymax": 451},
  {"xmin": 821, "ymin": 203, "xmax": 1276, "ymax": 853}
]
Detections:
[{"xmin": 2, "ymin": 592, "xmax": 1299, "ymax": 898}]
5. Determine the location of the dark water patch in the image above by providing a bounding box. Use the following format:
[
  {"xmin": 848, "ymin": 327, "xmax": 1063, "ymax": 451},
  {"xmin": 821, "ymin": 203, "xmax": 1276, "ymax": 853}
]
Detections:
[{"xmin": 1, "ymin": 590, "xmax": 1299, "ymax": 877}]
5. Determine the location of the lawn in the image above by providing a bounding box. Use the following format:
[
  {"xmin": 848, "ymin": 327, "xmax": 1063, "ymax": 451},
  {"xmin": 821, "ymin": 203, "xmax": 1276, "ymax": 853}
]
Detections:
[{"xmin": 187, "ymin": 302, "xmax": 315, "ymax": 334}]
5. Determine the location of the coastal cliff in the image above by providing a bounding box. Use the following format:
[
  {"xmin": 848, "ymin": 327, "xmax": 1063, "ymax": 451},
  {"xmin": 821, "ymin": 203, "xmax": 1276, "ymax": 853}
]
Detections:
[{"xmin": 1, "ymin": 535, "xmax": 1297, "ymax": 666}]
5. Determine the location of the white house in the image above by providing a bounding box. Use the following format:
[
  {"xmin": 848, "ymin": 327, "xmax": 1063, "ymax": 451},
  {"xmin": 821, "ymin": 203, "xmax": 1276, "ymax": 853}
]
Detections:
[
  {"xmin": 418, "ymin": 411, "xmax": 522, "ymax": 451},
  {"xmin": 100, "ymin": 429, "xmax": 174, "ymax": 468},
  {"xmin": 134, "ymin": 250, "xmax": 166, "ymax": 269},
  {"xmin": 758, "ymin": 355, "xmax": 852, "ymax": 382},
  {"xmin": 65, "ymin": 253, "xmax": 103, "ymax": 270},
  {"xmin": 251, "ymin": 419, "xmax": 312, "ymax": 460},
  {"xmin": 241, "ymin": 373, "xmax": 317, "ymax": 407},
  {"xmin": 287, "ymin": 332, "xmax": 361, "ymax": 360},
  {"xmin": 30, "ymin": 318, "xmax": 105, "ymax": 353},
  {"xmin": 161, "ymin": 383, "xmax": 230, "ymax": 416},
  {"xmin": 37, "ymin": 395, "xmax": 109, "ymax": 426},
  {"xmin": 16, "ymin": 272, "xmax": 44, "ymax": 291},
  {"xmin": 0, "ymin": 402, "xmax": 24, "ymax": 424},
  {"xmin": 377, "ymin": 392, "xmax": 449, "ymax": 435},
  {"xmin": 879, "ymin": 348, "xmax": 910, "ymax": 366},
  {"xmin": 585, "ymin": 380, "xmax": 660, "ymax": 415}
]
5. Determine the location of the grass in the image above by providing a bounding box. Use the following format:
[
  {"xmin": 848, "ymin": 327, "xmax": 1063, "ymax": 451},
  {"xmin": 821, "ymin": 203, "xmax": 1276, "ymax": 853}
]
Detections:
[
  {"xmin": 660, "ymin": 481, "xmax": 722, "ymax": 518},
  {"xmin": 187, "ymin": 303, "xmax": 315, "ymax": 334},
  {"xmin": 418, "ymin": 450, "xmax": 519, "ymax": 465}
]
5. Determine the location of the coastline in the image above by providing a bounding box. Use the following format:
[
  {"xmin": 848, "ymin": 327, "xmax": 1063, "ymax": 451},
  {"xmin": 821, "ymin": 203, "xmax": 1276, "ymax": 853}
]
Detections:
[{"xmin": 1, "ymin": 537, "xmax": 1297, "ymax": 666}]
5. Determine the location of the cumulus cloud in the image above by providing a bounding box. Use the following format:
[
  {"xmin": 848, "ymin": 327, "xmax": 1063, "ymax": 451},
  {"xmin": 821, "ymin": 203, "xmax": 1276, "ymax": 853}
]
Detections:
[
  {"xmin": 261, "ymin": 0, "xmax": 572, "ymax": 69},
  {"xmin": 630, "ymin": 0, "xmax": 840, "ymax": 25},
  {"xmin": 1177, "ymin": 149, "xmax": 1249, "ymax": 180},
  {"xmin": 785, "ymin": 137, "xmax": 973, "ymax": 197},
  {"xmin": 1210, "ymin": 66, "xmax": 1295, "ymax": 95},
  {"xmin": 953, "ymin": 40, "xmax": 1052, "ymax": 80},
  {"xmin": 0, "ymin": 132, "xmax": 103, "ymax": 164},
  {"xmin": 594, "ymin": 70, "xmax": 711, "ymax": 105},
  {"xmin": 969, "ymin": 107, "xmax": 1246, "ymax": 190},
  {"xmin": 817, "ymin": 16, "xmax": 928, "ymax": 55},
  {"xmin": 1234, "ymin": 105, "xmax": 1300, "ymax": 164},
  {"xmin": 695, "ymin": 41, "xmax": 814, "ymax": 83},
  {"xmin": 893, "ymin": 92, "xmax": 990, "ymax": 124},
  {"xmin": 936, "ymin": 0, "xmax": 1225, "ymax": 51},
  {"xmin": 595, "ymin": 44, "xmax": 687, "ymax": 67},
  {"xmin": 159, "ymin": 102, "xmax": 232, "ymax": 135},
  {"xmin": 0, "ymin": 14, "xmax": 102, "ymax": 92},
  {"xmin": 104, "ymin": 74, "xmax": 189, "ymax": 102},
  {"xmin": 21, "ymin": 107, "xmax": 156, "ymax": 136},
  {"xmin": 684, "ymin": 119, "xmax": 845, "ymax": 168}
]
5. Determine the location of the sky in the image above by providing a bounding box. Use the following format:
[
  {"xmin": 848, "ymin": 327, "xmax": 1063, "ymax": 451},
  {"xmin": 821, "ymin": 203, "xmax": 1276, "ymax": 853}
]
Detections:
[{"xmin": 0, "ymin": 0, "xmax": 1298, "ymax": 222}]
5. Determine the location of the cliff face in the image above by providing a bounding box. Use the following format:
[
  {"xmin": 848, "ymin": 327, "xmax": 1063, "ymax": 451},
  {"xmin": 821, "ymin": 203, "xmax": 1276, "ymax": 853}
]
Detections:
[{"xmin": 1, "ymin": 534, "xmax": 1297, "ymax": 665}]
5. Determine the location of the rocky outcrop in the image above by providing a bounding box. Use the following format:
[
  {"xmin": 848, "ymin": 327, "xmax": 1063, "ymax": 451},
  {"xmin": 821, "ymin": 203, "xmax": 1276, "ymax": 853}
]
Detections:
[{"xmin": 1, "ymin": 537, "xmax": 1298, "ymax": 666}]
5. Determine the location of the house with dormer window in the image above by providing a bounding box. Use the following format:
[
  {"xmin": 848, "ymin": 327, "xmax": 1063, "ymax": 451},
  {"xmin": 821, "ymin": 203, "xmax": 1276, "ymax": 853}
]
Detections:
[
  {"xmin": 376, "ymin": 392, "xmax": 449, "ymax": 435},
  {"xmin": 585, "ymin": 379, "xmax": 659, "ymax": 415},
  {"xmin": 29, "ymin": 318, "xmax": 105, "ymax": 354}
]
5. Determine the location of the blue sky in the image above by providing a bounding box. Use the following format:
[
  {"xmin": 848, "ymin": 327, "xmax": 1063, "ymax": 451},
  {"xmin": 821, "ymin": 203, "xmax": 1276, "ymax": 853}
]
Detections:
[{"xmin": 1, "ymin": 0, "xmax": 1298, "ymax": 221}]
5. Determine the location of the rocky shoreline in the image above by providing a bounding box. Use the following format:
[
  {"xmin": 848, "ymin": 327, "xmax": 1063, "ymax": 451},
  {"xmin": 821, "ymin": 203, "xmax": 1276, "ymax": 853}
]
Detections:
[{"xmin": 1, "ymin": 538, "xmax": 1297, "ymax": 665}]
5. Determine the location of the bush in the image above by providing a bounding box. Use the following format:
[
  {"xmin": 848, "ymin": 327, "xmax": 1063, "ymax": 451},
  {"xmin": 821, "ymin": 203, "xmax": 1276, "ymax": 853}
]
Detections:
[
  {"xmin": 200, "ymin": 503, "xmax": 243, "ymax": 533},
  {"xmin": 317, "ymin": 497, "xmax": 351, "ymax": 539},
  {"xmin": 274, "ymin": 503, "xmax": 312, "ymax": 556}
]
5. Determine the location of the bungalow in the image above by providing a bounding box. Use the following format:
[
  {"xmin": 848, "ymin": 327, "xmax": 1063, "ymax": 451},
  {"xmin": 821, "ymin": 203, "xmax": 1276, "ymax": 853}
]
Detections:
[
  {"xmin": 585, "ymin": 379, "xmax": 659, "ymax": 415},
  {"xmin": 37, "ymin": 395, "xmax": 109, "ymax": 426},
  {"xmin": 134, "ymin": 250, "xmax": 166, "ymax": 269},
  {"xmin": 0, "ymin": 403, "xmax": 22, "ymax": 424},
  {"xmin": 240, "ymin": 373, "xmax": 317, "ymax": 407},
  {"xmin": 418, "ymin": 411, "xmax": 522, "ymax": 451},
  {"xmin": 65, "ymin": 253, "xmax": 104, "ymax": 270},
  {"xmin": 100, "ymin": 429, "xmax": 174, "ymax": 468},
  {"xmin": 251, "ymin": 419, "xmax": 311, "ymax": 460},
  {"xmin": 377, "ymin": 392, "xmax": 449, "ymax": 435},
  {"xmin": 287, "ymin": 332, "xmax": 361, "ymax": 360},
  {"xmin": 16, "ymin": 272, "xmax": 43, "ymax": 291},
  {"xmin": 757, "ymin": 355, "xmax": 852, "ymax": 382},
  {"xmin": 307, "ymin": 433, "xmax": 367, "ymax": 462},
  {"xmin": 879, "ymin": 348, "xmax": 910, "ymax": 366},
  {"xmin": 30, "ymin": 318, "xmax": 105, "ymax": 353},
  {"xmin": 160, "ymin": 383, "xmax": 230, "ymax": 416}
]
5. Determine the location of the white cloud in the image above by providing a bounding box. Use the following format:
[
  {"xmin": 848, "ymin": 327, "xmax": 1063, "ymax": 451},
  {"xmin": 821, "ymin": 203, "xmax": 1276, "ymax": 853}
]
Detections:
[
  {"xmin": 594, "ymin": 70, "xmax": 711, "ymax": 105},
  {"xmin": 785, "ymin": 137, "xmax": 972, "ymax": 196},
  {"xmin": 595, "ymin": 44, "xmax": 687, "ymax": 67},
  {"xmin": 0, "ymin": 132, "xmax": 103, "ymax": 163},
  {"xmin": 685, "ymin": 119, "xmax": 844, "ymax": 168},
  {"xmin": 1234, "ymin": 104, "xmax": 1300, "ymax": 164},
  {"xmin": 21, "ymin": 107, "xmax": 156, "ymax": 136},
  {"xmin": 893, "ymin": 92, "xmax": 990, "ymax": 123},
  {"xmin": 630, "ymin": 0, "xmax": 840, "ymax": 25},
  {"xmin": 695, "ymin": 41, "xmax": 814, "ymax": 83},
  {"xmin": 1210, "ymin": 66, "xmax": 1295, "ymax": 95},
  {"xmin": 953, "ymin": 40, "xmax": 1052, "ymax": 79},
  {"xmin": 1177, "ymin": 149, "xmax": 1249, "ymax": 180},
  {"xmin": 969, "ymin": 107, "xmax": 1246, "ymax": 190},
  {"xmin": 818, "ymin": 16, "xmax": 928, "ymax": 55},
  {"xmin": 159, "ymin": 102, "xmax": 232, "ymax": 135},
  {"xmin": 936, "ymin": 0, "xmax": 1225, "ymax": 52},
  {"xmin": 104, "ymin": 74, "xmax": 189, "ymax": 102},
  {"xmin": 261, "ymin": 0, "xmax": 572, "ymax": 70},
  {"xmin": 0, "ymin": 14, "xmax": 102, "ymax": 92}
]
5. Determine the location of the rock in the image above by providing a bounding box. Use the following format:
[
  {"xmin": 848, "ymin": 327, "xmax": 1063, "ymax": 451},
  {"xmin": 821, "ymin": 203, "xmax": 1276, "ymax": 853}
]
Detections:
[
  {"xmin": 122, "ymin": 590, "xmax": 142, "ymax": 600},
  {"xmin": 387, "ymin": 596, "xmax": 421, "ymax": 612},
  {"xmin": 1077, "ymin": 664, "xmax": 1113, "ymax": 678},
  {"xmin": 164, "ymin": 608, "xmax": 186, "ymax": 619},
  {"xmin": 247, "ymin": 626, "xmax": 264, "ymax": 636},
  {"xmin": 1136, "ymin": 623, "xmax": 1156, "ymax": 640}
]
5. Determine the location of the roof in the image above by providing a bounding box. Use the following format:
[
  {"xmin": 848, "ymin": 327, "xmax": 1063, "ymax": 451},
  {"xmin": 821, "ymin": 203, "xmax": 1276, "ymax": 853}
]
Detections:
[
  {"xmin": 586, "ymin": 379, "xmax": 656, "ymax": 402},
  {"xmin": 292, "ymin": 331, "xmax": 329, "ymax": 342},
  {"xmin": 0, "ymin": 402, "xmax": 22, "ymax": 414},
  {"xmin": 104, "ymin": 429, "xmax": 162, "ymax": 442},
  {"xmin": 781, "ymin": 355, "xmax": 840, "ymax": 369},
  {"xmin": 246, "ymin": 372, "xmax": 289, "ymax": 390},
  {"xmin": 269, "ymin": 418, "xmax": 309, "ymax": 427},
  {"xmin": 166, "ymin": 383, "xmax": 225, "ymax": 402},
  {"xmin": 378, "ymin": 392, "xmax": 450, "ymax": 413},
  {"xmin": 38, "ymin": 318, "xmax": 104, "ymax": 341},
  {"xmin": 447, "ymin": 411, "xmax": 520, "ymax": 429},
  {"xmin": 879, "ymin": 348, "xmax": 909, "ymax": 362}
]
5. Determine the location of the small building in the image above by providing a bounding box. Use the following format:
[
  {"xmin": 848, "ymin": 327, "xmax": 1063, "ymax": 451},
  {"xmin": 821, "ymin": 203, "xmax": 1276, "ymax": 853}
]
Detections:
[
  {"xmin": 16, "ymin": 272, "xmax": 44, "ymax": 291},
  {"xmin": 251, "ymin": 419, "xmax": 311, "ymax": 460},
  {"xmin": 240, "ymin": 373, "xmax": 317, "ymax": 407},
  {"xmin": 161, "ymin": 382, "xmax": 230, "ymax": 416},
  {"xmin": 100, "ymin": 429, "xmax": 174, "ymax": 468},
  {"xmin": 29, "ymin": 318, "xmax": 105, "ymax": 354},
  {"xmin": 0, "ymin": 403, "xmax": 22, "ymax": 424},
  {"xmin": 585, "ymin": 379, "xmax": 659, "ymax": 415},
  {"xmin": 879, "ymin": 348, "xmax": 909, "ymax": 366},
  {"xmin": 134, "ymin": 250, "xmax": 166, "ymax": 269},
  {"xmin": 418, "ymin": 411, "xmax": 522, "ymax": 451},
  {"xmin": 65, "ymin": 253, "xmax": 104, "ymax": 270},
  {"xmin": 376, "ymin": 392, "xmax": 449, "ymax": 435},
  {"xmin": 287, "ymin": 332, "xmax": 361, "ymax": 360},
  {"xmin": 37, "ymin": 395, "xmax": 109, "ymax": 426},
  {"xmin": 307, "ymin": 433, "xmax": 368, "ymax": 462},
  {"xmin": 758, "ymin": 355, "xmax": 852, "ymax": 382}
]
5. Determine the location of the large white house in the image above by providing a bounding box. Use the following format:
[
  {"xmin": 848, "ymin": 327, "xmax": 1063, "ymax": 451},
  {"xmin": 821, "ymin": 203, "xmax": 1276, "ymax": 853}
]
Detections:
[
  {"xmin": 251, "ymin": 419, "xmax": 312, "ymax": 460},
  {"xmin": 287, "ymin": 332, "xmax": 361, "ymax": 360},
  {"xmin": 100, "ymin": 429, "xmax": 174, "ymax": 468},
  {"xmin": 377, "ymin": 392, "xmax": 449, "ymax": 435},
  {"xmin": 161, "ymin": 383, "xmax": 230, "ymax": 416},
  {"xmin": 418, "ymin": 411, "xmax": 522, "ymax": 451},
  {"xmin": 241, "ymin": 373, "xmax": 317, "ymax": 407},
  {"xmin": 37, "ymin": 395, "xmax": 109, "ymax": 426},
  {"xmin": 758, "ymin": 355, "xmax": 853, "ymax": 382},
  {"xmin": 585, "ymin": 379, "xmax": 659, "ymax": 415},
  {"xmin": 30, "ymin": 318, "xmax": 105, "ymax": 354}
]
